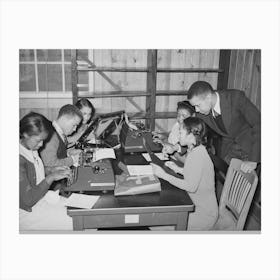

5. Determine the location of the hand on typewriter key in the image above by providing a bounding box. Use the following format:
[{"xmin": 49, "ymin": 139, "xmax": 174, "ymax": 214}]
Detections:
[
  {"xmin": 68, "ymin": 149, "xmax": 82, "ymax": 156},
  {"xmin": 46, "ymin": 168, "xmax": 72, "ymax": 185},
  {"xmin": 165, "ymin": 161, "xmax": 180, "ymax": 173},
  {"xmin": 69, "ymin": 149, "xmax": 82, "ymax": 165},
  {"xmin": 150, "ymin": 163, "xmax": 166, "ymax": 179}
]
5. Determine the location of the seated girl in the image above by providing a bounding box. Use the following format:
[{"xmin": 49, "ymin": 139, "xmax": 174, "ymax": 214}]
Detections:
[
  {"xmin": 153, "ymin": 101, "xmax": 195, "ymax": 145},
  {"xmin": 67, "ymin": 98, "xmax": 96, "ymax": 145},
  {"xmin": 151, "ymin": 117, "xmax": 218, "ymax": 230},
  {"xmin": 19, "ymin": 112, "xmax": 73, "ymax": 230}
]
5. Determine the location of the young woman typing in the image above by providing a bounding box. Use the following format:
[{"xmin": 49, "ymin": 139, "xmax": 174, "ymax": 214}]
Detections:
[
  {"xmin": 151, "ymin": 117, "xmax": 218, "ymax": 230},
  {"xmin": 19, "ymin": 112, "xmax": 73, "ymax": 230}
]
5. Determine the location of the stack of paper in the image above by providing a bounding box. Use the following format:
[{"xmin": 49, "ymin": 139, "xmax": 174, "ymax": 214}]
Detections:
[
  {"xmin": 95, "ymin": 148, "xmax": 116, "ymax": 161},
  {"xmin": 127, "ymin": 165, "xmax": 154, "ymax": 176},
  {"xmin": 63, "ymin": 193, "xmax": 100, "ymax": 209}
]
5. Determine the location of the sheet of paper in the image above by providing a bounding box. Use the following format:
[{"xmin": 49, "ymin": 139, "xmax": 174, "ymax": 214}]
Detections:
[
  {"xmin": 63, "ymin": 193, "xmax": 100, "ymax": 209},
  {"xmin": 127, "ymin": 165, "xmax": 153, "ymax": 176},
  {"xmin": 88, "ymin": 138, "xmax": 97, "ymax": 144},
  {"xmin": 142, "ymin": 153, "xmax": 168, "ymax": 162},
  {"xmin": 95, "ymin": 148, "xmax": 116, "ymax": 161}
]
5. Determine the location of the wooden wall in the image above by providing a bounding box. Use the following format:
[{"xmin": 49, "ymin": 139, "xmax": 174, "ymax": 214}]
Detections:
[
  {"xmin": 228, "ymin": 49, "xmax": 261, "ymax": 110},
  {"xmin": 19, "ymin": 49, "xmax": 220, "ymax": 132},
  {"xmin": 155, "ymin": 49, "xmax": 219, "ymax": 132}
]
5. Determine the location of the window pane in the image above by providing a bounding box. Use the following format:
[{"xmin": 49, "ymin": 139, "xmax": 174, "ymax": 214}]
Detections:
[
  {"xmin": 37, "ymin": 49, "xmax": 62, "ymax": 61},
  {"xmin": 38, "ymin": 64, "xmax": 47, "ymax": 91},
  {"xmin": 78, "ymin": 71, "xmax": 88, "ymax": 84},
  {"xmin": 65, "ymin": 64, "xmax": 71, "ymax": 91},
  {"xmin": 37, "ymin": 49, "xmax": 48, "ymax": 61},
  {"xmin": 38, "ymin": 64, "xmax": 62, "ymax": 91},
  {"xmin": 47, "ymin": 49, "xmax": 62, "ymax": 61},
  {"xmin": 19, "ymin": 64, "xmax": 36, "ymax": 91},
  {"xmin": 77, "ymin": 49, "xmax": 88, "ymax": 60},
  {"xmin": 64, "ymin": 49, "xmax": 71, "ymax": 62},
  {"xmin": 65, "ymin": 49, "xmax": 88, "ymax": 61},
  {"xmin": 19, "ymin": 50, "xmax": 34, "ymax": 61}
]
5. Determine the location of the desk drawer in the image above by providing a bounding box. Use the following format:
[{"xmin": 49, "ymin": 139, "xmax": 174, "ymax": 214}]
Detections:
[{"xmin": 82, "ymin": 212, "xmax": 188, "ymax": 229}]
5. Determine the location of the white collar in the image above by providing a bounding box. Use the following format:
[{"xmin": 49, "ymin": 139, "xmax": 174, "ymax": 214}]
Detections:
[
  {"xmin": 19, "ymin": 143, "xmax": 45, "ymax": 184},
  {"xmin": 212, "ymin": 91, "xmax": 221, "ymax": 117},
  {"xmin": 19, "ymin": 143, "xmax": 39, "ymax": 163},
  {"xmin": 52, "ymin": 120, "xmax": 65, "ymax": 141}
]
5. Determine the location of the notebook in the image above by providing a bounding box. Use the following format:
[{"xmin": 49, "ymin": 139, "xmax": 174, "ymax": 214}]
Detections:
[{"xmin": 142, "ymin": 135, "xmax": 183, "ymax": 179}]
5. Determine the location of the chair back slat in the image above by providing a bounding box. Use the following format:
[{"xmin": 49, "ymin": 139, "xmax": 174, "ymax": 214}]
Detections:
[
  {"xmin": 215, "ymin": 158, "xmax": 259, "ymax": 230},
  {"xmin": 235, "ymin": 175, "xmax": 248, "ymax": 210},
  {"xmin": 229, "ymin": 171, "xmax": 243, "ymax": 210},
  {"xmin": 237, "ymin": 180, "xmax": 251, "ymax": 213}
]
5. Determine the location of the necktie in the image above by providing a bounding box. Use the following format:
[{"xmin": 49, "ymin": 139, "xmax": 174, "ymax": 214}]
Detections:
[{"xmin": 63, "ymin": 134, "xmax": 68, "ymax": 146}]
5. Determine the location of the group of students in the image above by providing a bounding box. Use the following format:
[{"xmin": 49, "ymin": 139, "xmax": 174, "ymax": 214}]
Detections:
[
  {"xmin": 19, "ymin": 80, "xmax": 261, "ymax": 231},
  {"xmin": 19, "ymin": 99, "xmax": 95, "ymax": 230}
]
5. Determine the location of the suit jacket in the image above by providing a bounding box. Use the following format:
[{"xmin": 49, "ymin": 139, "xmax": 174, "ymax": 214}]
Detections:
[
  {"xmin": 40, "ymin": 126, "xmax": 73, "ymax": 167},
  {"xmin": 196, "ymin": 90, "xmax": 261, "ymax": 163}
]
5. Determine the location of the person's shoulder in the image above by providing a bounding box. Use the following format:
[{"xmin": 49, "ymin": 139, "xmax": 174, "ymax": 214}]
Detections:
[
  {"xmin": 19, "ymin": 154, "xmax": 27, "ymax": 164},
  {"xmin": 218, "ymin": 89, "xmax": 245, "ymax": 100},
  {"xmin": 19, "ymin": 155, "xmax": 32, "ymax": 171}
]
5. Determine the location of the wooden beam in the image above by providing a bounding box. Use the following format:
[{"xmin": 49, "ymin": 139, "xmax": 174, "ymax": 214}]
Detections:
[
  {"xmin": 217, "ymin": 50, "xmax": 231, "ymax": 90},
  {"xmin": 71, "ymin": 49, "xmax": 78, "ymax": 104},
  {"xmin": 79, "ymin": 55, "xmax": 145, "ymax": 114},
  {"xmin": 75, "ymin": 91, "xmax": 150, "ymax": 98},
  {"xmin": 77, "ymin": 66, "xmax": 148, "ymax": 72},
  {"xmin": 157, "ymin": 68, "xmax": 223, "ymax": 73},
  {"xmin": 146, "ymin": 49, "xmax": 157, "ymax": 130}
]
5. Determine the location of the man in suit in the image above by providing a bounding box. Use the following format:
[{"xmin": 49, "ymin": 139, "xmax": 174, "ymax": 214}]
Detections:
[{"xmin": 186, "ymin": 81, "xmax": 261, "ymax": 173}]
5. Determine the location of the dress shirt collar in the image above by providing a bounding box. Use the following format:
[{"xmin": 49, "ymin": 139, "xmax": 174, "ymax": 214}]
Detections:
[
  {"xmin": 212, "ymin": 91, "xmax": 221, "ymax": 117},
  {"xmin": 52, "ymin": 120, "xmax": 66, "ymax": 142}
]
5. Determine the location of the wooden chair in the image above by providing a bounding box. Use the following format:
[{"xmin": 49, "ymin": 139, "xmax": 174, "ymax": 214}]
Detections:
[{"xmin": 213, "ymin": 158, "xmax": 258, "ymax": 231}]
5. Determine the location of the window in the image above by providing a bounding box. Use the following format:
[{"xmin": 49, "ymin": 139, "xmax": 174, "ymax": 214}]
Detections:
[{"xmin": 19, "ymin": 49, "xmax": 89, "ymax": 94}]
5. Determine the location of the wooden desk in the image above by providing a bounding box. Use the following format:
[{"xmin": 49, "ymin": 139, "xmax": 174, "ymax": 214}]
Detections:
[{"xmin": 67, "ymin": 153, "xmax": 194, "ymax": 231}]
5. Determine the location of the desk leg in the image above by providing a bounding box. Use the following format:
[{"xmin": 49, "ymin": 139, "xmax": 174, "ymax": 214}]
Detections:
[
  {"xmin": 175, "ymin": 213, "xmax": 189, "ymax": 231},
  {"xmin": 72, "ymin": 216, "xmax": 84, "ymax": 231}
]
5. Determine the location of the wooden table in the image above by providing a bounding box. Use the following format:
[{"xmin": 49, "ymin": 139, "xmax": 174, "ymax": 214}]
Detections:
[{"xmin": 67, "ymin": 153, "xmax": 194, "ymax": 231}]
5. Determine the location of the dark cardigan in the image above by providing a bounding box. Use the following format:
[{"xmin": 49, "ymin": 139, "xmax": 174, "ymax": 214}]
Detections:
[{"xmin": 19, "ymin": 155, "xmax": 50, "ymax": 212}]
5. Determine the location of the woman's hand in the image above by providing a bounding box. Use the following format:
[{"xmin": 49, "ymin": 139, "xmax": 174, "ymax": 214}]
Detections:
[
  {"xmin": 46, "ymin": 169, "xmax": 72, "ymax": 185},
  {"xmin": 68, "ymin": 149, "xmax": 82, "ymax": 156},
  {"xmin": 150, "ymin": 163, "xmax": 167, "ymax": 179},
  {"xmin": 162, "ymin": 143, "xmax": 179, "ymax": 156},
  {"xmin": 164, "ymin": 161, "xmax": 183, "ymax": 174}
]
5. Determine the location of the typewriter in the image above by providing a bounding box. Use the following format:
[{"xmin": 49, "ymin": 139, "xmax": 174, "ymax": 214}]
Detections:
[
  {"xmin": 75, "ymin": 111, "xmax": 125, "ymax": 150},
  {"xmin": 66, "ymin": 147, "xmax": 115, "ymax": 192},
  {"xmin": 120, "ymin": 121, "xmax": 162, "ymax": 153}
]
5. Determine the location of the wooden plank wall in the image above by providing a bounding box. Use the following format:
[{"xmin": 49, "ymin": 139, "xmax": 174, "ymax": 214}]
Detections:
[
  {"xmin": 19, "ymin": 49, "xmax": 220, "ymax": 132},
  {"xmin": 227, "ymin": 49, "xmax": 261, "ymax": 110},
  {"xmin": 228, "ymin": 49, "xmax": 261, "ymax": 225},
  {"xmin": 155, "ymin": 49, "xmax": 220, "ymax": 132}
]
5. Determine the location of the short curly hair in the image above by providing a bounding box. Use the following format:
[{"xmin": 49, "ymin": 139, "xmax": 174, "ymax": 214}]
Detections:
[
  {"xmin": 177, "ymin": 100, "xmax": 195, "ymax": 115},
  {"xmin": 182, "ymin": 117, "xmax": 207, "ymax": 146}
]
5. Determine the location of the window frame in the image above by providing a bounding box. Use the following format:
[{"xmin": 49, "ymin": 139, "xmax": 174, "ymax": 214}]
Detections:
[{"xmin": 19, "ymin": 49, "xmax": 87, "ymax": 98}]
